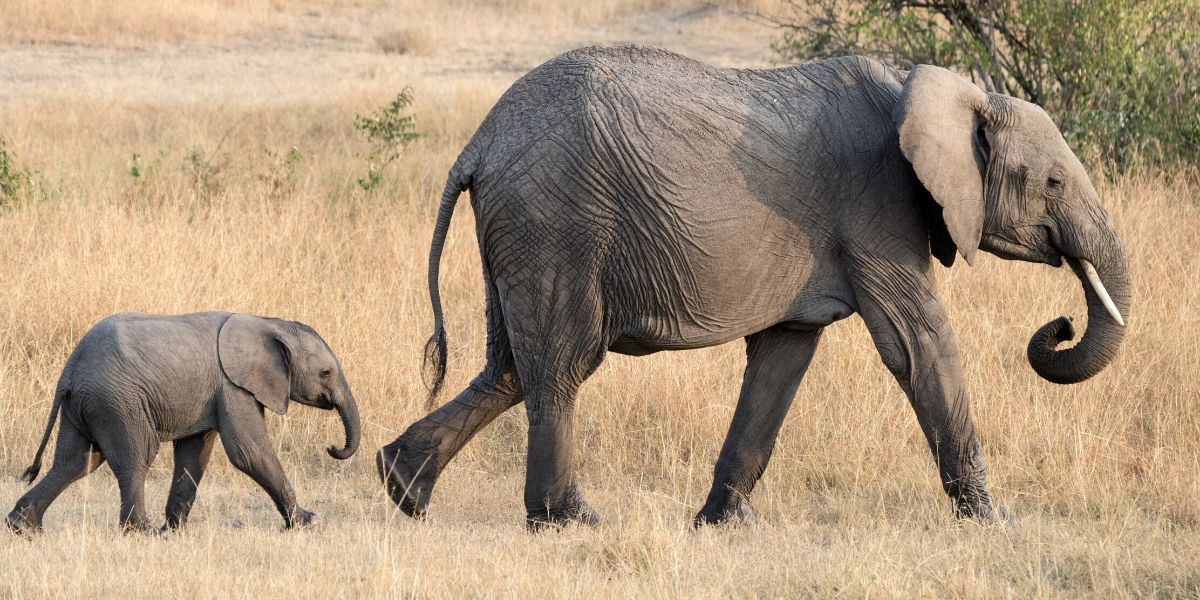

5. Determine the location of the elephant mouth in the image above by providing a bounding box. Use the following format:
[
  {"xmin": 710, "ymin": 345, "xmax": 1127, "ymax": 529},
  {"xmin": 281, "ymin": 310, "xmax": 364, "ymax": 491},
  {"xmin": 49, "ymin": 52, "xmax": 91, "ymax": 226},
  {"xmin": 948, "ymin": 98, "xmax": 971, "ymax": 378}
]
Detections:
[
  {"xmin": 981, "ymin": 231, "xmax": 1063, "ymax": 266},
  {"xmin": 305, "ymin": 391, "xmax": 336, "ymax": 410}
]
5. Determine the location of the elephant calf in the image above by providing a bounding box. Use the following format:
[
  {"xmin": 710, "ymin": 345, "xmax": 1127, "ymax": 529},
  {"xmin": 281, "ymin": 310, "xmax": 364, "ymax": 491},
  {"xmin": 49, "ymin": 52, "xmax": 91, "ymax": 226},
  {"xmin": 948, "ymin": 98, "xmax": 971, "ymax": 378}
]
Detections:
[{"xmin": 6, "ymin": 312, "xmax": 361, "ymax": 534}]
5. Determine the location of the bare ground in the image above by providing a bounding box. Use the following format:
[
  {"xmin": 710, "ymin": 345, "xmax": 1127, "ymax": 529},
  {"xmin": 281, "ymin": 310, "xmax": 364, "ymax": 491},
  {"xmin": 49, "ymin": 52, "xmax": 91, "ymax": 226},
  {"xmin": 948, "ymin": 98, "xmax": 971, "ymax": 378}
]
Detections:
[{"xmin": 0, "ymin": 4, "xmax": 778, "ymax": 106}]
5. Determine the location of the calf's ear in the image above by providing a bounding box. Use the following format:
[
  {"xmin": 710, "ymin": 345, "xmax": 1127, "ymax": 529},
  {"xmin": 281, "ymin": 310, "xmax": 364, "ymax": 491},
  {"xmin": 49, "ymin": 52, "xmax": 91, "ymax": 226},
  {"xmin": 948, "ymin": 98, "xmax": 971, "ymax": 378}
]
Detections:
[{"xmin": 218, "ymin": 314, "xmax": 291, "ymax": 415}]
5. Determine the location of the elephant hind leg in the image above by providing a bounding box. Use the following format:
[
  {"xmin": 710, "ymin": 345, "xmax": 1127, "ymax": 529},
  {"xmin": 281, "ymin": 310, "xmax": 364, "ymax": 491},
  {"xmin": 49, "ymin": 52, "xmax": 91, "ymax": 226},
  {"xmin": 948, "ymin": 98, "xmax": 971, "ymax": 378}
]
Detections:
[
  {"xmin": 100, "ymin": 432, "xmax": 159, "ymax": 534},
  {"xmin": 502, "ymin": 287, "xmax": 608, "ymax": 531},
  {"xmin": 378, "ymin": 278, "xmax": 523, "ymax": 517},
  {"xmin": 163, "ymin": 430, "xmax": 218, "ymax": 530},
  {"xmin": 6, "ymin": 422, "xmax": 104, "ymax": 534},
  {"xmin": 377, "ymin": 369, "xmax": 522, "ymax": 517}
]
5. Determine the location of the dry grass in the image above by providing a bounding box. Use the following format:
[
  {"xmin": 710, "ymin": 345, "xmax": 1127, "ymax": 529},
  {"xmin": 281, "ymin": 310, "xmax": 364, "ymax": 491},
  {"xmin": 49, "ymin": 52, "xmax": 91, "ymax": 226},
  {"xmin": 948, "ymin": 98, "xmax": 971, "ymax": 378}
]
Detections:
[
  {"xmin": 375, "ymin": 27, "xmax": 435, "ymax": 56},
  {"xmin": 0, "ymin": 0, "xmax": 288, "ymax": 45},
  {"xmin": 0, "ymin": 1, "xmax": 1198, "ymax": 598},
  {"xmin": 0, "ymin": 0, "xmax": 724, "ymax": 47}
]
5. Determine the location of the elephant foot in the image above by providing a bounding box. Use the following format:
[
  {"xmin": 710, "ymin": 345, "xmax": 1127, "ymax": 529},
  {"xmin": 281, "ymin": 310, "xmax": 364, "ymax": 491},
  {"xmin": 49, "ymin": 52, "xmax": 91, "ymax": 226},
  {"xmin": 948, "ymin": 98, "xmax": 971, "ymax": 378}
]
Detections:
[
  {"xmin": 952, "ymin": 494, "xmax": 1016, "ymax": 525},
  {"xmin": 525, "ymin": 504, "xmax": 601, "ymax": 532},
  {"xmin": 119, "ymin": 519, "xmax": 161, "ymax": 536},
  {"xmin": 526, "ymin": 485, "xmax": 601, "ymax": 532},
  {"xmin": 5, "ymin": 507, "xmax": 42, "ymax": 536},
  {"xmin": 162, "ymin": 510, "xmax": 192, "ymax": 532},
  {"xmin": 376, "ymin": 440, "xmax": 438, "ymax": 518},
  {"xmin": 693, "ymin": 493, "xmax": 757, "ymax": 528},
  {"xmin": 285, "ymin": 508, "xmax": 318, "ymax": 529}
]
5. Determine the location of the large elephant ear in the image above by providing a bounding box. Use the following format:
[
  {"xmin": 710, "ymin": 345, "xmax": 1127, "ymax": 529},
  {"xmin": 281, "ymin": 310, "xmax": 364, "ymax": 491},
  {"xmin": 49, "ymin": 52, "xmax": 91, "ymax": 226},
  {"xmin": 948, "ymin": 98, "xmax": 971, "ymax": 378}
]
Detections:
[
  {"xmin": 218, "ymin": 314, "xmax": 291, "ymax": 415},
  {"xmin": 895, "ymin": 65, "xmax": 993, "ymax": 265}
]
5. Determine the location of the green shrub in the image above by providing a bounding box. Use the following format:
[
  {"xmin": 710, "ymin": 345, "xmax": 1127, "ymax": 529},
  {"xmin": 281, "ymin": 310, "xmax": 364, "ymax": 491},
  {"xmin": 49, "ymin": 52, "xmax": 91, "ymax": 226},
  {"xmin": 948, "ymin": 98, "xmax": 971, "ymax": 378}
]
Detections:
[
  {"xmin": 355, "ymin": 87, "xmax": 421, "ymax": 192},
  {"xmin": 129, "ymin": 152, "xmax": 143, "ymax": 180},
  {"xmin": 128, "ymin": 151, "xmax": 166, "ymax": 184},
  {"xmin": 773, "ymin": 0, "xmax": 1199, "ymax": 170},
  {"xmin": 259, "ymin": 146, "xmax": 302, "ymax": 199},
  {"xmin": 184, "ymin": 146, "xmax": 227, "ymax": 199},
  {"xmin": 0, "ymin": 139, "xmax": 38, "ymax": 208}
]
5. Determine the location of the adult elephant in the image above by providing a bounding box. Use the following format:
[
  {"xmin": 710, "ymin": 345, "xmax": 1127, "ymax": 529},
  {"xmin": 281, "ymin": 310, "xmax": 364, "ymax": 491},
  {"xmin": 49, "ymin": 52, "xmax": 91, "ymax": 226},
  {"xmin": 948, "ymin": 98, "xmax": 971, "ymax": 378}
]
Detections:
[{"xmin": 377, "ymin": 46, "xmax": 1130, "ymax": 529}]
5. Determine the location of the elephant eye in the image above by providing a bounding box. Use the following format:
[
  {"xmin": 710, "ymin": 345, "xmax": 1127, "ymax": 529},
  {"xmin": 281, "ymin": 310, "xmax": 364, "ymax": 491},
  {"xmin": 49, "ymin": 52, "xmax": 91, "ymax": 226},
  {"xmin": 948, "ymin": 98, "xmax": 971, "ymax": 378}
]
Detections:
[
  {"xmin": 1046, "ymin": 175, "xmax": 1063, "ymax": 189},
  {"xmin": 319, "ymin": 368, "xmax": 333, "ymax": 380}
]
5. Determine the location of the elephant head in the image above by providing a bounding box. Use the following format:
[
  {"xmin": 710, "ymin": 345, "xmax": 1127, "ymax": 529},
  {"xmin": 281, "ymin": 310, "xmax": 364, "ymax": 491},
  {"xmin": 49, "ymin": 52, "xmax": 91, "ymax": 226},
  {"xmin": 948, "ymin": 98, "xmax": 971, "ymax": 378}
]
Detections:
[
  {"xmin": 218, "ymin": 314, "xmax": 361, "ymax": 459},
  {"xmin": 895, "ymin": 65, "xmax": 1130, "ymax": 384}
]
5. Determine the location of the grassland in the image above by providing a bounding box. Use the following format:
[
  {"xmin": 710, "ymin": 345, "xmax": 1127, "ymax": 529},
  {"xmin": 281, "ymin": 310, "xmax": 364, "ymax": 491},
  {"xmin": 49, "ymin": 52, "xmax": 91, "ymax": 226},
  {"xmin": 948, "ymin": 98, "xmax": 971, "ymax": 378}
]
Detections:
[{"xmin": 0, "ymin": 1, "xmax": 1197, "ymax": 597}]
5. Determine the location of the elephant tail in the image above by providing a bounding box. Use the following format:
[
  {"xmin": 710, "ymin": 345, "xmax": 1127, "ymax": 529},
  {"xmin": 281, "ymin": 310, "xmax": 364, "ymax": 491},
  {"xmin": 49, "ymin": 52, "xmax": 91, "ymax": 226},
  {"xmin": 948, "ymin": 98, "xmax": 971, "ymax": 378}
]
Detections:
[
  {"xmin": 423, "ymin": 157, "xmax": 473, "ymax": 405},
  {"xmin": 22, "ymin": 387, "xmax": 65, "ymax": 484}
]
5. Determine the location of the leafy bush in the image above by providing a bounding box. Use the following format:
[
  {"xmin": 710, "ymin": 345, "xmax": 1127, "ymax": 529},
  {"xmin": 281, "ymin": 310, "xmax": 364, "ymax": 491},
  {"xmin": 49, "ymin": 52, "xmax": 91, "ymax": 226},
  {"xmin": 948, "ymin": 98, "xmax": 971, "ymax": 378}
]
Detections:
[
  {"xmin": 127, "ymin": 151, "xmax": 166, "ymax": 184},
  {"xmin": 129, "ymin": 152, "xmax": 143, "ymax": 180},
  {"xmin": 184, "ymin": 146, "xmax": 227, "ymax": 198},
  {"xmin": 0, "ymin": 139, "xmax": 38, "ymax": 208},
  {"xmin": 355, "ymin": 88, "xmax": 421, "ymax": 192},
  {"xmin": 259, "ymin": 146, "xmax": 303, "ymax": 199},
  {"xmin": 772, "ymin": 0, "xmax": 1200, "ymax": 170}
]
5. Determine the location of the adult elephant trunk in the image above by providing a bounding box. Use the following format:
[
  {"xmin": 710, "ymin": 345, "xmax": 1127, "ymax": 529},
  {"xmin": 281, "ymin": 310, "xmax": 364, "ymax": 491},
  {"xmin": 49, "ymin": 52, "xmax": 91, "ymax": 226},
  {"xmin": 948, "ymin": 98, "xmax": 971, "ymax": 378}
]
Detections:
[
  {"xmin": 326, "ymin": 382, "xmax": 361, "ymax": 460},
  {"xmin": 1026, "ymin": 235, "xmax": 1131, "ymax": 384}
]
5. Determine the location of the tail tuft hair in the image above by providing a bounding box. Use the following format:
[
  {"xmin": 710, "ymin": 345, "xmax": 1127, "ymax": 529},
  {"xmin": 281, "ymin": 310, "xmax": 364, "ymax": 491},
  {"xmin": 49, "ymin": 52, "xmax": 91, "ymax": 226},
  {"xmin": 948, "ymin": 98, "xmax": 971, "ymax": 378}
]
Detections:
[
  {"xmin": 20, "ymin": 464, "xmax": 40, "ymax": 485},
  {"xmin": 422, "ymin": 328, "xmax": 448, "ymax": 408}
]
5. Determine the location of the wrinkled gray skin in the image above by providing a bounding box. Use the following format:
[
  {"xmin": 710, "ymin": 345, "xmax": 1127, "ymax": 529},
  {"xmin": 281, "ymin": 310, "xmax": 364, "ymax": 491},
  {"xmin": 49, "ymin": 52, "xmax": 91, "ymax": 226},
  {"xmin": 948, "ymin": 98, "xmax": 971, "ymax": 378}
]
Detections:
[
  {"xmin": 377, "ymin": 46, "xmax": 1131, "ymax": 529},
  {"xmin": 7, "ymin": 312, "xmax": 361, "ymax": 534}
]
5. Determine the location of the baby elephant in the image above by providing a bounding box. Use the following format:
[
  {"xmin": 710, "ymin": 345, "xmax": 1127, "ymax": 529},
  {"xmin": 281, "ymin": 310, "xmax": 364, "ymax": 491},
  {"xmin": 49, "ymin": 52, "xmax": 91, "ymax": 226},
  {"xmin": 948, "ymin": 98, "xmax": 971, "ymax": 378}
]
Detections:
[{"xmin": 6, "ymin": 312, "xmax": 361, "ymax": 534}]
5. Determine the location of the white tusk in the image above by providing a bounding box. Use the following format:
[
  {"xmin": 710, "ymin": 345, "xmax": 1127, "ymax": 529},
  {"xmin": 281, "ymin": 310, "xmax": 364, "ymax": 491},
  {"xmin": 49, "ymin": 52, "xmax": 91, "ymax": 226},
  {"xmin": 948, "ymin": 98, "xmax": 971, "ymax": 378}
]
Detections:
[{"xmin": 1079, "ymin": 259, "xmax": 1125, "ymax": 326}]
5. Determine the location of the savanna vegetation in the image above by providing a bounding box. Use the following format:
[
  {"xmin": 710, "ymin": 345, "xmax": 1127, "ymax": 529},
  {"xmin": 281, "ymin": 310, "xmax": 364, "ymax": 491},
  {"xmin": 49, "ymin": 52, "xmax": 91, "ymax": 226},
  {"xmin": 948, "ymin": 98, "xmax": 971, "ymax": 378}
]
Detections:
[
  {"xmin": 0, "ymin": 0, "xmax": 1196, "ymax": 597},
  {"xmin": 772, "ymin": 0, "xmax": 1200, "ymax": 170}
]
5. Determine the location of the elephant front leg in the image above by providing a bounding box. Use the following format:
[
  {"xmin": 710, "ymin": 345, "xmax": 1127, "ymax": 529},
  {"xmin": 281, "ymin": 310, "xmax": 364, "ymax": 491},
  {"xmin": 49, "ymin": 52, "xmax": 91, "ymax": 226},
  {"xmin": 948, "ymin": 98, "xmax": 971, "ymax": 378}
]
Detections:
[
  {"xmin": 695, "ymin": 327, "xmax": 822, "ymax": 527},
  {"xmin": 852, "ymin": 263, "xmax": 1009, "ymax": 522},
  {"xmin": 218, "ymin": 400, "xmax": 314, "ymax": 529},
  {"xmin": 163, "ymin": 430, "xmax": 217, "ymax": 530}
]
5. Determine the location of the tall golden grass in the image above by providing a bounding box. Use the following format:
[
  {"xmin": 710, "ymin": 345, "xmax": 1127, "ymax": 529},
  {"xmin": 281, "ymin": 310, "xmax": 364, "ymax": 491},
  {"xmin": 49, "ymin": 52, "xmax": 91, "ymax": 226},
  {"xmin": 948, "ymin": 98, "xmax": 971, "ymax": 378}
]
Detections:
[{"xmin": 0, "ymin": 1, "xmax": 1198, "ymax": 597}]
